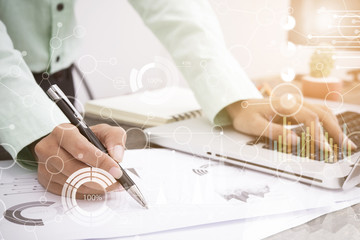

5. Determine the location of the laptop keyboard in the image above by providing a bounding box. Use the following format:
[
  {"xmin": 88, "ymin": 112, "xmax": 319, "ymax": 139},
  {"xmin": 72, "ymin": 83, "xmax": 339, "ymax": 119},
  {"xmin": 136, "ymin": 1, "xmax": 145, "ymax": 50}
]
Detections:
[{"xmin": 247, "ymin": 111, "xmax": 360, "ymax": 163}]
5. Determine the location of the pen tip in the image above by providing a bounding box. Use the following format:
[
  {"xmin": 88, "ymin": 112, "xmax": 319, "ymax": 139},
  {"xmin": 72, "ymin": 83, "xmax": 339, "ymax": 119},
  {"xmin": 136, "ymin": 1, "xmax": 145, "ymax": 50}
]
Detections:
[
  {"xmin": 127, "ymin": 185, "xmax": 149, "ymax": 209},
  {"xmin": 141, "ymin": 199, "xmax": 149, "ymax": 209}
]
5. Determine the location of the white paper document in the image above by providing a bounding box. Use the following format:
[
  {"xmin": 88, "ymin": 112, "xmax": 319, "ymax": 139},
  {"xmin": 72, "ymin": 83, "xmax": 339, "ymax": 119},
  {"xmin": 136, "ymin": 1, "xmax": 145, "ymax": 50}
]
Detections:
[
  {"xmin": 114, "ymin": 203, "xmax": 358, "ymax": 240},
  {"xmin": 1, "ymin": 149, "xmax": 360, "ymax": 239}
]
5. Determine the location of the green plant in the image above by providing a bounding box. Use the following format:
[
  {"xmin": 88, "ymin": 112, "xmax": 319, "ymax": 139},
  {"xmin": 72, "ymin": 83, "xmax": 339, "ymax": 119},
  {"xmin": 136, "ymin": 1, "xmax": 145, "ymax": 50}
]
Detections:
[{"xmin": 309, "ymin": 48, "xmax": 334, "ymax": 78}]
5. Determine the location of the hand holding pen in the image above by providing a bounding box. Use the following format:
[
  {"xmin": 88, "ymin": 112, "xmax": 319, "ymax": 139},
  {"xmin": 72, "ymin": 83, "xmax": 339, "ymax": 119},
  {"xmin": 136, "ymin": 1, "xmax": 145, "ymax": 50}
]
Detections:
[
  {"xmin": 33, "ymin": 85, "xmax": 147, "ymax": 208},
  {"xmin": 34, "ymin": 122, "xmax": 124, "ymax": 194}
]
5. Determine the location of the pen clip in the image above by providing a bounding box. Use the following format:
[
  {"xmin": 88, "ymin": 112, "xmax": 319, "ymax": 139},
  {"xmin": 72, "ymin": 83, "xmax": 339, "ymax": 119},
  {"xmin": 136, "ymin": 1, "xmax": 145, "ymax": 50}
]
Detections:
[{"xmin": 46, "ymin": 84, "xmax": 83, "ymax": 121}]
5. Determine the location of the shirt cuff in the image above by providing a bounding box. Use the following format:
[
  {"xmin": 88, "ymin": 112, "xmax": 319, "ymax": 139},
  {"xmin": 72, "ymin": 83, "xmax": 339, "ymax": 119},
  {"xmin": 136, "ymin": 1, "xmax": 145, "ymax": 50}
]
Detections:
[
  {"xmin": 186, "ymin": 55, "xmax": 263, "ymax": 126},
  {"xmin": 1, "ymin": 96, "xmax": 69, "ymax": 169}
]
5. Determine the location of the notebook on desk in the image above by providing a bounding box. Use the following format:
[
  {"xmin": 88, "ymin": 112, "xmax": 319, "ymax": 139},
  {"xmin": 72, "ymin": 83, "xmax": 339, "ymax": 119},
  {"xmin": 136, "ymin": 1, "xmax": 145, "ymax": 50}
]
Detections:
[{"xmin": 85, "ymin": 87, "xmax": 202, "ymax": 127}]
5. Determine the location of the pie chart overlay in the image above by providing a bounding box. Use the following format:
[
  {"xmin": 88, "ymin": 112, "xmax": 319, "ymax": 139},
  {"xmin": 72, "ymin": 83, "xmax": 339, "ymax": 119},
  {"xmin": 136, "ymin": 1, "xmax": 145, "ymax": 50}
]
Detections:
[
  {"xmin": 61, "ymin": 167, "xmax": 118, "ymax": 226},
  {"xmin": 4, "ymin": 201, "xmax": 55, "ymax": 226}
]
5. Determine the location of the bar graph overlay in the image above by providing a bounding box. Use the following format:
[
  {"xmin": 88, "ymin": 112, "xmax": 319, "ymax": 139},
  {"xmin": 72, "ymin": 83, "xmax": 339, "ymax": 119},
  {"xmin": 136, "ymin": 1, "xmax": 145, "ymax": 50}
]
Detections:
[{"xmin": 264, "ymin": 116, "xmax": 355, "ymax": 163}]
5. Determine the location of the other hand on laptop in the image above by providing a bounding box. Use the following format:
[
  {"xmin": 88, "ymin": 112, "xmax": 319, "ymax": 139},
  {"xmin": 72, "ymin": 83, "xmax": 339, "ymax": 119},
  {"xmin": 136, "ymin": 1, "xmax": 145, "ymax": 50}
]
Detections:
[{"xmin": 226, "ymin": 98, "xmax": 358, "ymax": 153}]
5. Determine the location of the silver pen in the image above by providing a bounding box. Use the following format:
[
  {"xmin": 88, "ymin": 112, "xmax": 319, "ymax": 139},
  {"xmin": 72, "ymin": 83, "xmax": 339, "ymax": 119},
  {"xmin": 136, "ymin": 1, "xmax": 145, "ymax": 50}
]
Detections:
[{"xmin": 46, "ymin": 84, "xmax": 148, "ymax": 208}]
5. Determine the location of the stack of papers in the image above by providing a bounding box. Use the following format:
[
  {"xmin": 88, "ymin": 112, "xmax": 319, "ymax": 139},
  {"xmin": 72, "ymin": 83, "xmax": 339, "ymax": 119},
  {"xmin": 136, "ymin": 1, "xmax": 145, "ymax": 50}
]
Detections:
[{"xmin": 0, "ymin": 149, "xmax": 359, "ymax": 239}]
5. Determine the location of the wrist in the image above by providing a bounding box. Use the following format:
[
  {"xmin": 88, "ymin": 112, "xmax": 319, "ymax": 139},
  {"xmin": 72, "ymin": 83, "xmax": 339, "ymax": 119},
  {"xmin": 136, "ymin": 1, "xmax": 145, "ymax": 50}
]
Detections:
[
  {"xmin": 28, "ymin": 136, "xmax": 46, "ymax": 162},
  {"xmin": 226, "ymin": 101, "xmax": 244, "ymax": 119}
]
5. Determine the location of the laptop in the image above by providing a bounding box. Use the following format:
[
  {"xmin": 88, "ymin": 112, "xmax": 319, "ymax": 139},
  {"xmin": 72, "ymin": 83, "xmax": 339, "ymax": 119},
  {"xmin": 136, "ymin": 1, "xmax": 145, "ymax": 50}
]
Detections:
[{"xmin": 144, "ymin": 98, "xmax": 360, "ymax": 190}]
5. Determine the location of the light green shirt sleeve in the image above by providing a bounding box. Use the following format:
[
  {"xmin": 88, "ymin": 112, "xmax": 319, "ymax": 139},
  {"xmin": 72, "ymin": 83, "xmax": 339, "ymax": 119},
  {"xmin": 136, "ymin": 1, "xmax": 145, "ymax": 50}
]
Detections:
[
  {"xmin": 0, "ymin": 0, "xmax": 78, "ymax": 74},
  {"xmin": 0, "ymin": 21, "xmax": 68, "ymax": 169},
  {"xmin": 129, "ymin": 0, "xmax": 263, "ymax": 125}
]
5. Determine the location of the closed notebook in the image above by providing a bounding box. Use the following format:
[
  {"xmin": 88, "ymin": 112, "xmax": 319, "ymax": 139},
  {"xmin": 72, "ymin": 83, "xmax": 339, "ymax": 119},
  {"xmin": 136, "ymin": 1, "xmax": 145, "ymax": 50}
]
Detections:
[{"xmin": 84, "ymin": 87, "xmax": 202, "ymax": 127}]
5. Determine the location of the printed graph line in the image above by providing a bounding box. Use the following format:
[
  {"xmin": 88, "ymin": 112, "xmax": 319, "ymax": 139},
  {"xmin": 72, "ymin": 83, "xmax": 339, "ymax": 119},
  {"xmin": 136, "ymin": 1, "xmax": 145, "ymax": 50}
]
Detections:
[{"xmin": 1, "ymin": 177, "xmax": 45, "ymax": 196}]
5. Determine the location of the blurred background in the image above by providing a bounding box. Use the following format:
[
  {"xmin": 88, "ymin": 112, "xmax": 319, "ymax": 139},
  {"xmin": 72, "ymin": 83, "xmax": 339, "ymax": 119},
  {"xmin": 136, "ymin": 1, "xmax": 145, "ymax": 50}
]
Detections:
[{"xmin": 73, "ymin": 0, "xmax": 360, "ymax": 104}]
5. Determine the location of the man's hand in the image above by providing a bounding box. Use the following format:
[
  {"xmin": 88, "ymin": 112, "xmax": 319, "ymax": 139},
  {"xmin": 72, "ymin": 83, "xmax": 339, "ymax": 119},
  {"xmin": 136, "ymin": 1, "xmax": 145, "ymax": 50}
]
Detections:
[
  {"xmin": 226, "ymin": 98, "xmax": 357, "ymax": 151},
  {"xmin": 34, "ymin": 123, "xmax": 126, "ymax": 197}
]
